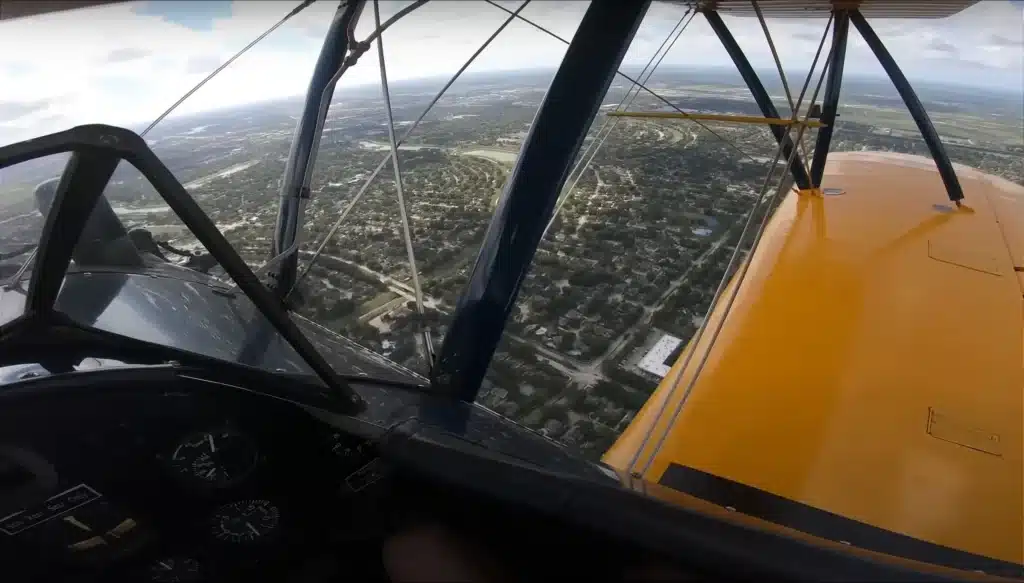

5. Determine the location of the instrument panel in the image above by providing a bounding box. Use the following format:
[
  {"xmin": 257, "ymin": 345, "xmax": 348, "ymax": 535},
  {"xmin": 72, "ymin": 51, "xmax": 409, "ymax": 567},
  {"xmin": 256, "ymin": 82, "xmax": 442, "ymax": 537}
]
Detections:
[{"xmin": 0, "ymin": 381, "xmax": 385, "ymax": 583}]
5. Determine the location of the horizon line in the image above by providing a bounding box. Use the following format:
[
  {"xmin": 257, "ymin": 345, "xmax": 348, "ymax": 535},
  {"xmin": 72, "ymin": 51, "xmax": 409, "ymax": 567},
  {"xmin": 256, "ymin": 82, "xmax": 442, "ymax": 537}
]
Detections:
[{"xmin": 138, "ymin": 64, "xmax": 1017, "ymax": 124}]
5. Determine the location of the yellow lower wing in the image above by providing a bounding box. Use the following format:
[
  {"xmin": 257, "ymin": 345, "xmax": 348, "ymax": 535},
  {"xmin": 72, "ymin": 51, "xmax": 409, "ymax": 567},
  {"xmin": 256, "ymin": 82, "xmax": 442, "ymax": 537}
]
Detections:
[{"xmin": 605, "ymin": 151, "xmax": 1024, "ymax": 575}]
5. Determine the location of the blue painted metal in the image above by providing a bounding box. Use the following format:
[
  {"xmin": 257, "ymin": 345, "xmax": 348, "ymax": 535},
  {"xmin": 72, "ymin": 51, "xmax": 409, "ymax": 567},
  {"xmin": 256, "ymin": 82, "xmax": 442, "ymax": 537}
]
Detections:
[
  {"xmin": 810, "ymin": 10, "xmax": 849, "ymax": 188},
  {"xmin": 431, "ymin": 0, "xmax": 652, "ymax": 401},
  {"xmin": 849, "ymin": 10, "xmax": 964, "ymax": 203},
  {"xmin": 272, "ymin": 0, "xmax": 363, "ymax": 299},
  {"xmin": 704, "ymin": 10, "xmax": 811, "ymax": 191}
]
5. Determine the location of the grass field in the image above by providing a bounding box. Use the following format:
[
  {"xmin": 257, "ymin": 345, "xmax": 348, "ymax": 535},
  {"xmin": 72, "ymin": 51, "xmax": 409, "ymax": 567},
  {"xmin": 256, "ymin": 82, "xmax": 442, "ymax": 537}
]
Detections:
[{"xmin": 839, "ymin": 104, "xmax": 1024, "ymax": 144}]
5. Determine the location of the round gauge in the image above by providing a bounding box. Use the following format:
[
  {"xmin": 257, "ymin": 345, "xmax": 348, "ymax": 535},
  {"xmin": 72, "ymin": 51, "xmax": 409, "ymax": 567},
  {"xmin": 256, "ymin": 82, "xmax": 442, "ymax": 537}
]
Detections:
[
  {"xmin": 168, "ymin": 428, "xmax": 257, "ymax": 487},
  {"xmin": 210, "ymin": 499, "xmax": 279, "ymax": 543},
  {"xmin": 149, "ymin": 557, "xmax": 201, "ymax": 583}
]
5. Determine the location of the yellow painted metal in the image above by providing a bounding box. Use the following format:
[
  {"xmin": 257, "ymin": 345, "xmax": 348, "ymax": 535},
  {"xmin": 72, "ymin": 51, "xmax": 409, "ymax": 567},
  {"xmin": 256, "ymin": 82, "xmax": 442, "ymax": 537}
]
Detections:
[
  {"xmin": 607, "ymin": 111, "xmax": 826, "ymax": 128},
  {"xmin": 604, "ymin": 151, "xmax": 1024, "ymax": 569}
]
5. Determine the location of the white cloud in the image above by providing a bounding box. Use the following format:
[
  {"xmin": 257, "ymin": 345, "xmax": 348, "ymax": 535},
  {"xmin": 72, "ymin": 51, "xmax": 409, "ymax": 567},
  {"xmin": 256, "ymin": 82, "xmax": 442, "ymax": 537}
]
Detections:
[{"xmin": 0, "ymin": 0, "xmax": 1020, "ymax": 145}]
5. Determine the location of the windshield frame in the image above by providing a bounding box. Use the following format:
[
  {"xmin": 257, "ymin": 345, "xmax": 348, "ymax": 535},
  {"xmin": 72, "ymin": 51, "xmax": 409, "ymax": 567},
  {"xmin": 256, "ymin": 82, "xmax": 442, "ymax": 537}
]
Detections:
[
  {"xmin": 0, "ymin": 315, "xmax": 331, "ymax": 393},
  {"xmin": 0, "ymin": 124, "xmax": 363, "ymax": 411}
]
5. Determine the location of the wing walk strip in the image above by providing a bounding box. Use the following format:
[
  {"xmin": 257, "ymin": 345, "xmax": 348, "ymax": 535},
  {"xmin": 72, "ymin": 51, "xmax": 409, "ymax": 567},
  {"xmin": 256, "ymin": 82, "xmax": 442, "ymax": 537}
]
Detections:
[{"xmin": 659, "ymin": 463, "xmax": 1024, "ymax": 578}]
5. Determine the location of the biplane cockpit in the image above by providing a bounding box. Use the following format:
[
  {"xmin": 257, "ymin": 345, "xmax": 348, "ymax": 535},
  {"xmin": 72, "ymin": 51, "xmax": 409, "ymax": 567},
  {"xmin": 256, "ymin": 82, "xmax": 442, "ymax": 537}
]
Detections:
[{"xmin": 0, "ymin": 0, "xmax": 1020, "ymax": 581}]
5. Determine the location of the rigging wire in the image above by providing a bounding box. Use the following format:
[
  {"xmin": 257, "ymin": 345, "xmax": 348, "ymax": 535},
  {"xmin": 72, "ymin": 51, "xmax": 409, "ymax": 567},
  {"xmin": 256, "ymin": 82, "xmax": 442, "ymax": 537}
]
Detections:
[
  {"xmin": 751, "ymin": 0, "xmax": 795, "ymax": 118},
  {"xmin": 0, "ymin": 243, "xmax": 35, "ymax": 262},
  {"xmin": 254, "ymin": 0, "xmax": 431, "ymax": 280},
  {"xmin": 289, "ymin": 0, "xmax": 530, "ymax": 297},
  {"xmin": 135, "ymin": 0, "xmax": 323, "ymax": 283},
  {"xmin": 541, "ymin": 7, "xmax": 695, "ymax": 241},
  {"xmin": 564, "ymin": 7, "xmax": 691, "ymax": 186},
  {"xmin": 775, "ymin": 13, "xmax": 831, "ymax": 181},
  {"xmin": 373, "ymin": 0, "xmax": 434, "ymax": 365},
  {"xmin": 751, "ymin": 0, "xmax": 805, "ymax": 177},
  {"xmin": 299, "ymin": 0, "xmax": 429, "ymax": 194},
  {"xmin": 361, "ymin": 0, "xmax": 428, "ymax": 46},
  {"xmin": 751, "ymin": 2, "xmax": 830, "ymax": 182},
  {"xmin": 140, "ymin": 0, "xmax": 317, "ymax": 138},
  {"xmin": 794, "ymin": 14, "xmax": 832, "ymax": 178},
  {"xmin": 1, "ymin": 247, "xmax": 36, "ymax": 290},
  {"xmin": 260, "ymin": 1, "xmax": 366, "ymax": 281},
  {"xmin": 483, "ymin": 0, "xmax": 759, "ymax": 165},
  {"xmin": 629, "ymin": 25, "xmax": 834, "ymax": 477}
]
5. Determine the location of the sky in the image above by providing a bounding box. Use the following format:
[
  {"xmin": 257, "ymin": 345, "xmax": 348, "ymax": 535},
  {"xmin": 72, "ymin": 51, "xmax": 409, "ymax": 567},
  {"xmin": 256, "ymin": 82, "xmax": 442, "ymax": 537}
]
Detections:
[{"xmin": 0, "ymin": 0, "xmax": 1021, "ymax": 145}]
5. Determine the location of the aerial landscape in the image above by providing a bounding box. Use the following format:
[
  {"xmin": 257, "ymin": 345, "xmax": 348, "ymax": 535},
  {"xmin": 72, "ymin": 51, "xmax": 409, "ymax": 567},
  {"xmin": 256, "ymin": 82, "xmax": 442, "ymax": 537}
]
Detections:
[{"xmin": 1, "ymin": 65, "xmax": 1021, "ymax": 458}]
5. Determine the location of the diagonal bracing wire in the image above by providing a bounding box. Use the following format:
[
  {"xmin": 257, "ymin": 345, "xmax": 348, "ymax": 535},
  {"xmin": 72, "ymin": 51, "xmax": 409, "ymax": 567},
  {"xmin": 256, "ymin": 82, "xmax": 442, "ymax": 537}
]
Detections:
[
  {"xmin": 289, "ymin": 0, "xmax": 531, "ymax": 296},
  {"xmin": 1, "ymin": 247, "xmax": 36, "ymax": 290},
  {"xmin": 373, "ymin": 0, "xmax": 434, "ymax": 365},
  {"xmin": 566, "ymin": 7, "xmax": 691, "ymax": 184},
  {"xmin": 794, "ymin": 13, "xmax": 832, "ymax": 178},
  {"xmin": 751, "ymin": 0, "xmax": 795, "ymax": 117},
  {"xmin": 142, "ymin": 0, "xmax": 316, "ymax": 137},
  {"xmin": 541, "ymin": 7, "xmax": 696, "ymax": 241},
  {"xmin": 751, "ymin": 0, "xmax": 806, "ymax": 177},
  {"xmin": 255, "ymin": 0, "xmax": 431, "ymax": 280},
  {"xmin": 483, "ymin": 0, "xmax": 759, "ymax": 165},
  {"xmin": 751, "ymin": 0, "xmax": 824, "ymax": 182},
  {"xmin": 299, "ymin": 0, "xmax": 431, "ymax": 196},
  {"xmin": 363, "ymin": 0, "xmax": 430, "ymax": 46},
  {"xmin": 629, "ymin": 19, "xmax": 835, "ymax": 477}
]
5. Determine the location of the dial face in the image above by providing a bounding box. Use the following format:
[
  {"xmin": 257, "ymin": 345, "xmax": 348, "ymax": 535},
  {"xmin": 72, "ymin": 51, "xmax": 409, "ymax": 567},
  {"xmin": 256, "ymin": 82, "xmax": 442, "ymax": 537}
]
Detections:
[
  {"xmin": 210, "ymin": 499, "xmax": 279, "ymax": 543},
  {"xmin": 168, "ymin": 428, "xmax": 257, "ymax": 487},
  {"xmin": 149, "ymin": 557, "xmax": 201, "ymax": 583}
]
